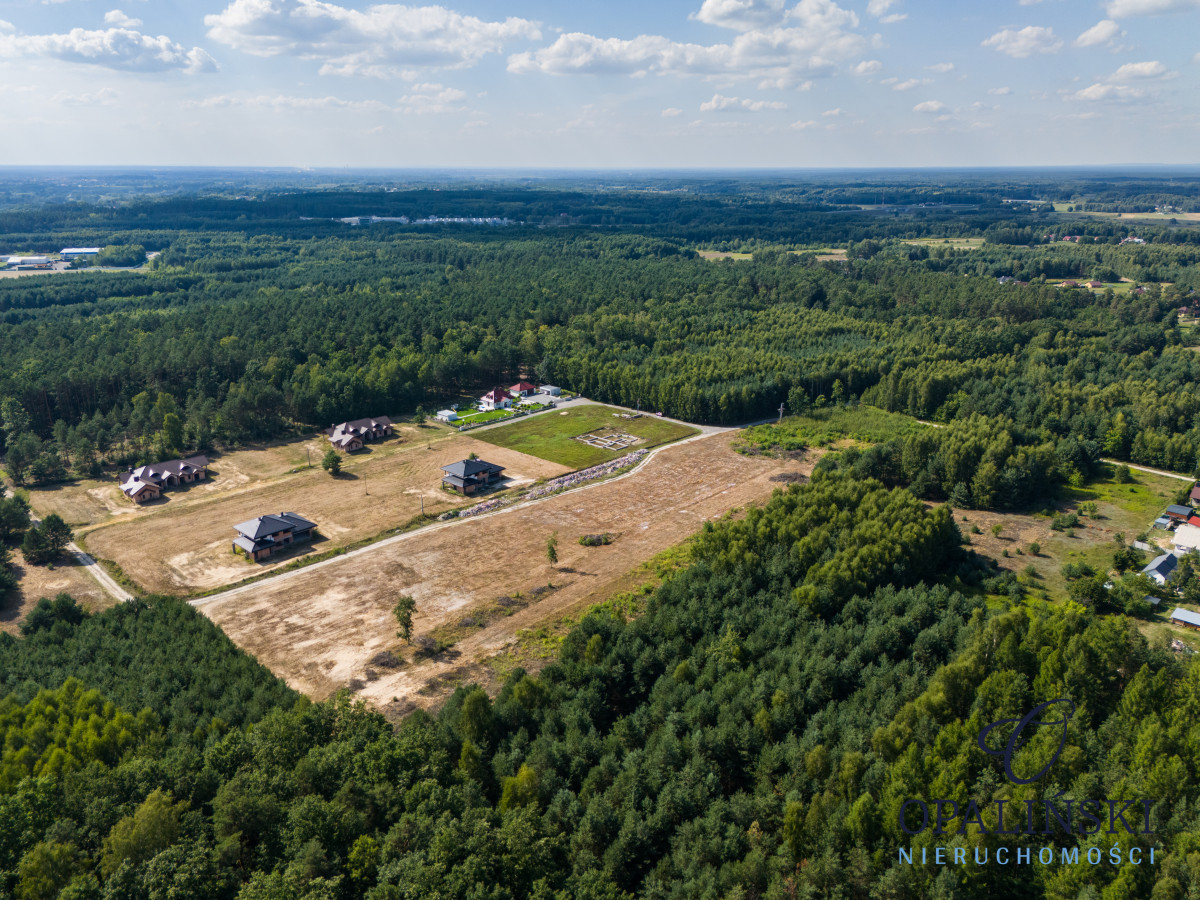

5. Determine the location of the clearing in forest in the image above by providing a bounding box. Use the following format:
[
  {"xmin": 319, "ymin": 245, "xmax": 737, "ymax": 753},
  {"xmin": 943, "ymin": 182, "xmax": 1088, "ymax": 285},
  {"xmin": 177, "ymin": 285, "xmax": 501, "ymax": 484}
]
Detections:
[
  {"xmin": 1, "ymin": 547, "xmax": 114, "ymax": 635},
  {"xmin": 195, "ymin": 430, "xmax": 811, "ymax": 711},
  {"xmin": 62, "ymin": 423, "xmax": 568, "ymax": 595},
  {"xmin": 474, "ymin": 404, "xmax": 697, "ymax": 468}
]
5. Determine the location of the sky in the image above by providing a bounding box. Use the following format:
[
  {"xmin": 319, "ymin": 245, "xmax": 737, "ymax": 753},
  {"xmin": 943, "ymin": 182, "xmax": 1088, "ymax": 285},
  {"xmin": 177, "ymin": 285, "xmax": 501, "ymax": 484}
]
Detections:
[{"xmin": 0, "ymin": 0, "xmax": 1197, "ymax": 168}]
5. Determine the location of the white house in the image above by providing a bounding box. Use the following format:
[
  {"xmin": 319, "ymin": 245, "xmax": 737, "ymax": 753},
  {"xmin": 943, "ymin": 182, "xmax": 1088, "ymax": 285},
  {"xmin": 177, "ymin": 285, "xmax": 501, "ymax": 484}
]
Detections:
[
  {"xmin": 480, "ymin": 389, "xmax": 512, "ymax": 411},
  {"xmin": 1143, "ymin": 553, "xmax": 1179, "ymax": 586},
  {"xmin": 538, "ymin": 385, "xmax": 562, "ymax": 396},
  {"xmin": 1173, "ymin": 524, "xmax": 1200, "ymax": 554},
  {"xmin": 436, "ymin": 409, "xmax": 459, "ymax": 423}
]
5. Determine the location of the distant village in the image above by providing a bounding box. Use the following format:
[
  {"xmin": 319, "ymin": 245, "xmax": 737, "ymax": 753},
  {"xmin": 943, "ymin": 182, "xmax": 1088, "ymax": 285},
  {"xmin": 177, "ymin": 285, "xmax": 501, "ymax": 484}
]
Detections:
[{"xmin": 1141, "ymin": 483, "xmax": 1200, "ymax": 633}]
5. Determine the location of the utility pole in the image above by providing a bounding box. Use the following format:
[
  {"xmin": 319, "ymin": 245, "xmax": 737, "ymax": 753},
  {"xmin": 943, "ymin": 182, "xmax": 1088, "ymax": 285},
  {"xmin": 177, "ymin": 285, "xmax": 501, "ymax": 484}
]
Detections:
[
  {"xmin": 777, "ymin": 403, "xmax": 785, "ymax": 424},
  {"xmin": 421, "ymin": 495, "xmax": 425, "ymax": 517}
]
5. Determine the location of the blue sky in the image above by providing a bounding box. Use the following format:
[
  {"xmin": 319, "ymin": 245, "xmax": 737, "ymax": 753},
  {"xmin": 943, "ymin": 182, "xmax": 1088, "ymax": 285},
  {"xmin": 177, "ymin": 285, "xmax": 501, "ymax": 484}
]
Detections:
[{"xmin": 0, "ymin": 0, "xmax": 1197, "ymax": 167}]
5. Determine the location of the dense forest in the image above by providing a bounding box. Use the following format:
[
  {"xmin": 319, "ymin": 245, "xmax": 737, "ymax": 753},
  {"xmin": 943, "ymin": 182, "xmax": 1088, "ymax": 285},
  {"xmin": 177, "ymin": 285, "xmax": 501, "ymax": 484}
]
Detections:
[{"xmin": 4, "ymin": 174, "xmax": 1200, "ymax": 898}]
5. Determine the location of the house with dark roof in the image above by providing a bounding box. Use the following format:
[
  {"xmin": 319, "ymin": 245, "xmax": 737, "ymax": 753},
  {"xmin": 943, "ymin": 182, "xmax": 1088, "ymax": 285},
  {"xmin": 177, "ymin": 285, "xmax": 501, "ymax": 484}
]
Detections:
[
  {"xmin": 326, "ymin": 416, "xmax": 393, "ymax": 452},
  {"xmin": 441, "ymin": 458, "xmax": 505, "ymax": 495},
  {"xmin": 1190, "ymin": 485, "xmax": 1200, "ymax": 505},
  {"xmin": 232, "ymin": 512, "xmax": 317, "ymax": 562},
  {"xmin": 1143, "ymin": 552, "xmax": 1179, "ymax": 586},
  {"xmin": 1170, "ymin": 608, "xmax": 1200, "ymax": 630},
  {"xmin": 480, "ymin": 388, "xmax": 513, "ymax": 411},
  {"xmin": 1166, "ymin": 504, "xmax": 1192, "ymax": 523},
  {"xmin": 120, "ymin": 455, "xmax": 209, "ymax": 503}
]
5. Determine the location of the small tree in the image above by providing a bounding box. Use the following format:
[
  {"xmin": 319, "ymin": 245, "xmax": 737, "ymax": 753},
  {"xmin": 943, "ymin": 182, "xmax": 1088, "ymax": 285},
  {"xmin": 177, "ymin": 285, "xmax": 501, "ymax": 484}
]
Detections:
[
  {"xmin": 393, "ymin": 595, "xmax": 416, "ymax": 643},
  {"xmin": 546, "ymin": 531, "xmax": 559, "ymax": 566},
  {"xmin": 1028, "ymin": 542, "xmax": 1041, "ymax": 556},
  {"xmin": 991, "ymin": 523, "xmax": 1004, "ymax": 539},
  {"xmin": 22, "ymin": 514, "xmax": 72, "ymax": 565},
  {"xmin": 413, "ymin": 406, "xmax": 427, "ymax": 425},
  {"xmin": 321, "ymin": 449, "xmax": 342, "ymax": 477}
]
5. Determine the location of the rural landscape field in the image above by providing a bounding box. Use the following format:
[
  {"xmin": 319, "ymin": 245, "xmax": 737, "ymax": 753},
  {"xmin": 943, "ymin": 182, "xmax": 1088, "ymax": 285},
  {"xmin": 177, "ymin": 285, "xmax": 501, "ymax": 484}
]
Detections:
[{"xmin": 4, "ymin": 2, "xmax": 1200, "ymax": 892}]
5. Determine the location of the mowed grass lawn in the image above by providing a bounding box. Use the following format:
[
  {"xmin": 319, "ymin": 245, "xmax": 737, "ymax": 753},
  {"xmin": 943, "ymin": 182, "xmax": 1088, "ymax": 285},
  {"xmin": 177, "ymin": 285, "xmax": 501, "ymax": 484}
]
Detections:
[{"xmin": 474, "ymin": 405, "xmax": 698, "ymax": 469}]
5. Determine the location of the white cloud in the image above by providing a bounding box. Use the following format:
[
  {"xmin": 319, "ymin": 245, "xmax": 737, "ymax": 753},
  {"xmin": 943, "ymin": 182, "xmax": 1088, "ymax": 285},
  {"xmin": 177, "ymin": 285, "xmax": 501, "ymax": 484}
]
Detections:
[
  {"xmin": 879, "ymin": 13, "xmax": 907, "ymax": 23},
  {"xmin": 866, "ymin": 0, "xmax": 897, "ymax": 15},
  {"xmin": 926, "ymin": 62, "xmax": 953, "ymax": 72},
  {"xmin": 0, "ymin": 25, "xmax": 217, "ymax": 72},
  {"xmin": 1106, "ymin": 0, "xmax": 1200, "ymax": 16},
  {"xmin": 1110, "ymin": 59, "xmax": 1170, "ymax": 79},
  {"xmin": 700, "ymin": 92, "xmax": 787, "ymax": 111},
  {"xmin": 912, "ymin": 99, "xmax": 946, "ymax": 112},
  {"xmin": 892, "ymin": 77, "xmax": 930, "ymax": 90},
  {"xmin": 987, "ymin": 86, "xmax": 1011, "ymax": 95},
  {"xmin": 103, "ymin": 10, "xmax": 142, "ymax": 29},
  {"xmin": 821, "ymin": 106, "xmax": 844, "ymax": 115},
  {"xmin": 661, "ymin": 106, "xmax": 684, "ymax": 116},
  {"xmin": 1074, "ymin": 19, "xmax": 1123, "ymax": 47},
  {"xmin": 52, "ymin": 87, "xmax": 120, "ymax": 106},
  {"xmin": 1066, "ymin": 82, "xmax": 1144, "ymax": 100},
  {"xmin": 194, "ymin": 94, "xmax": 392, "ymax": 110},
  {"xmin": 508, "ymin": 0, "xmax": 864, "ymax": 81},
  {"xmin": 981, "ymin": 26, "xmax": 1061, "ymax": 58},
  {"xmin": 853, "ymin": 58, "xmax": 881, "ymax": 74},
  {"xmin": 1018, "ymin": 0, "xmax": 1045, "ymax": 4},
  {"xmin": 789, "ymin": 118, "xmax": 817, "ymax": 128},
  {"xmin": 0, "ymin": 20, "xmax": 13, "ymax": 33},
  {"xmin": 206, "ymin": 0, "xmax": 540, "ymax": 75}
]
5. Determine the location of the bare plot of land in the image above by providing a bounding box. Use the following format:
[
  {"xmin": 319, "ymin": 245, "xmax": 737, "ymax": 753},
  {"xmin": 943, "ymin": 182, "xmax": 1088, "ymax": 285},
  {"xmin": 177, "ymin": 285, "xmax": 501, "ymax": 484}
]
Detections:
[
  {"xmin": 1, "ymin": 549, "xmax": 113, "ymax": 634},
  {"xmin": 197, "ymin": 431, "xmax": 811, "ymax": 709},
  {"xmin": 80, "ymin": 432, "xmax": 569, "ymax": 595}
]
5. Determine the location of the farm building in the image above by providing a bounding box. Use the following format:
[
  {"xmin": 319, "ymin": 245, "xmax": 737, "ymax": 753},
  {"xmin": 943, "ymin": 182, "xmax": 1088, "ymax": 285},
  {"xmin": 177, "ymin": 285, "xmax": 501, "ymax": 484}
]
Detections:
[
  {"xmin": 326, "ymin": 416, "xmax": 393, "ymax": 452},
  {"xmin": 1143, "ymin": 552, "xmax": 1179, "ymax": 586},
  {"xmin": 1174, "ymin": 524, "xmax": 1200, "ymax": 554},
  {"xmin": 510, "ymin": 381, "xmax": 539, "ymax": 397},
  {"xmin": 539, "ymin": 385, "xmax": 562, "ymax": 396},
  {"xmin": 1166, "ymin": 504, "xmax": 1192, "ymax": 523},
  {"xmin": 436, "ymin": 409, "xmax": 459, "ymax": 423},
  {"xmin": 441, "ymin": 458, "xmax": 505, "ymax": 494},
  {"xmin": 1170, "ymin": 608, "xmax": 1200, "ymax": 630},
  {"xmin": 232, "ymin": 512, "xmax": 317, "ymax": 562},
  {"xmin": 120, "ymin": 455, "xmax": 209, "ymax": 502},
  {"xmin": 1154, "ymin": 516, "xmax": 1173, "ymax": 530},
  {"xmin": 5, "ymin": 256, "xmax": 51, "ymax": 268},
  {"xmin": 480, "ymin": 389, "xmax": 513, "ymax": 411},
  {"xmin": 60, "ymin": 247, "xmax": 100, "ymax": 259}
]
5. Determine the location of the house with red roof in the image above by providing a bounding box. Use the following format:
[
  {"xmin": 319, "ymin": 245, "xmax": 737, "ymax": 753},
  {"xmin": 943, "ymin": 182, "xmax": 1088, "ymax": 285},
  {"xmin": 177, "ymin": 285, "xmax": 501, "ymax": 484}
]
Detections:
[
  {"xmin": 480, "ymin": 388, "xmax": 513, "ymax": 411},
  {"xmin": 510, "ymin": 381, "xmax": 539, "ymax": 397}
]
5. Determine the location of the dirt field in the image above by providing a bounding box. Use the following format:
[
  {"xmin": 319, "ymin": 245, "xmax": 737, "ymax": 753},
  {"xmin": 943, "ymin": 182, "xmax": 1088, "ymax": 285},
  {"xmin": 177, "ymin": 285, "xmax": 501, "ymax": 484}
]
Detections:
[
  {"xmin": 196, "ymin": 431, "xmax": 811, "ymax": 710},
  {"xmin": 1, "ymin": 548, "xmax": 113, "ymax": 634},
  {"xmin": 77, "ymin": 427, "xmax": 570, "ymax": 595}
]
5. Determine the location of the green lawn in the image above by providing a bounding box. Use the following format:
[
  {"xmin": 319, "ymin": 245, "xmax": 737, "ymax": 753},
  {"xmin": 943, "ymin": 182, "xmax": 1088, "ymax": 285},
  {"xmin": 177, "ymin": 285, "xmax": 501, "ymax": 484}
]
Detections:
[
  {"xmin": 474, "ymin": 404, "xmax": 698, "ymax": 468},
  {"xmin": 736, "ymin": 404, "xmax": 921, "ymax": 455},
  {"xmin": 456, "ymin": 408, "xmax": 520, "ymax": 426}
]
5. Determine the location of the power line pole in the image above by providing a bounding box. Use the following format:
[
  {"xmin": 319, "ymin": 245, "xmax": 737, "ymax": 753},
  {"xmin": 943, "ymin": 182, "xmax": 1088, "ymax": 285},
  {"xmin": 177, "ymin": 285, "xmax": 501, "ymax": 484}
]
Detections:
[{"xmin": 778, "ymin": 403, "xmax": 785, "ymax": 424}]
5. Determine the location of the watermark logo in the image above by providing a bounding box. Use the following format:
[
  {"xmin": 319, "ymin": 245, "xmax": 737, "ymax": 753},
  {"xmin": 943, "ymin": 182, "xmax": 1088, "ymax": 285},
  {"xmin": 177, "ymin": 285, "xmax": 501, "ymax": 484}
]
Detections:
[{"xmin": 976, "ymin": 699, "xmax": 1075, "ymax": 785}]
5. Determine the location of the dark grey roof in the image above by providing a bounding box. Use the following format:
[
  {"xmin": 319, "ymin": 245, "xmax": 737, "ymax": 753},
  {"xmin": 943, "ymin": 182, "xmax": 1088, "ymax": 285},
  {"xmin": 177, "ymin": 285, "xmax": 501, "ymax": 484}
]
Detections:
[
  {"xmin": 128, "ymin": 455, "xmax": 209, "ymax": 481},
  {"xmin": 441, "ymin": 459, "xmax": 504, "ymax": 478},
  {"xmin": 233, "ymin": 512, "xmax": 316, "ymax": 540},
  {"xmin": 1144, "ymin": 553, "xmax": 1178, "ymax": 578},
  {"xmin": 232, "ymin": 536, "xmax": 258, "ymax": 554},
  {"xmin": 1168, "ymin": 505, "xmax": 1192, "ymax": 517},
  {"xmin": 326, "ymin": 416, "xmax": 392, "ymax": 437}
]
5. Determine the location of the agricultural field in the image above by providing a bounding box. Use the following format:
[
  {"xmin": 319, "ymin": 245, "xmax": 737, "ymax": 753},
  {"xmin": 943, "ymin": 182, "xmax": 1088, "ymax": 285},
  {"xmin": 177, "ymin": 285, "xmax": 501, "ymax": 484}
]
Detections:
[
  {"xmin": 902, "ymin": 237, "xmax": 985, "ymax": 249},
  {"xmin": 474, "ymin": 403, "xmax": 699, "ymax": 468},
  {"xmin": 59, "ymin": 424, "xmax": 569, "ymax": 595},
  {"xmin": 0, "ymin": 547, "xmax": 113, "ymax": 635},
  {"xmin": 194, "ymin": 430, "xmax": 812, "ymax": 711}
]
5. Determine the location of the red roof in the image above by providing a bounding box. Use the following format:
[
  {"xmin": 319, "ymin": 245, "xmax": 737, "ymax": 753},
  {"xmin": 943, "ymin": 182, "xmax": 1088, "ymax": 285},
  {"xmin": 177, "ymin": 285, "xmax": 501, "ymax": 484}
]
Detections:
[
  {"xmin": 511, "ymin": 381, "xmax": 538, "ymax": 392},
  {"xmin": 482, "ymin": 388, "xmax": 511, "ymax": 402},
  {"xmin": 1189, "ymin": 516, "xmax": 1200, "ymax": 528}
]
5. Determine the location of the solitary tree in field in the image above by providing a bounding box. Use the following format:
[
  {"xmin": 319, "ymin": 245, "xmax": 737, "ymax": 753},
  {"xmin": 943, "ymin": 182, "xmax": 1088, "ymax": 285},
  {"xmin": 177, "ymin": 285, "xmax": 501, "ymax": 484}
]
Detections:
[
  {"xmin": 991, "ymin": 523, "xmax": 1004, "ymax": 539},
  {"xmin": 393, "ymin": 595, "xmax": 416, "ymax": 643},
  {"xmin": 546, "ymin": 532, "xmax": 559, "ymax": 566},
  {"xmin": 322, "ymin": 449, "xmax": 342, "ymax": 477},
  {"xmin": 22, "ymin": 513, "xmax": 72, "ymax": 565},
  {"xmin": 414, "ymin": 406, "xmax": 427, "ymax": 425}
]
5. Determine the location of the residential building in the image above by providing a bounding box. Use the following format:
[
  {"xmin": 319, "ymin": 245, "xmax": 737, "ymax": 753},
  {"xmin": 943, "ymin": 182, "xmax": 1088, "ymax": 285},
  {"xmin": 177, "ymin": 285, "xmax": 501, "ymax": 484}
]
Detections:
[
  {"xmin": 1174, "ymin": 524, "xmax": 1200, "ymax": 554},
  {"xmin": 510, "ymin": 381, "xmax": 539, "ymax": 397},
  {"xmin": 326, "ymin": 416, "xmax": 393, "ymax": 452},
  {"xmin": 1143, "ymin": 552, "xmax": 1179, "ymax": 586},
  {"xmin": 1169, "ymin": 608, "xmax": 1200, "ymax": 629},
  {"xmin": 1189, "ymin": 485, "xmax": 1200, "ymax": 505},
  {"xmin": 436, "ymin": 409, "xmax": 459, "ymax": 423},
  {"xmin": 480, "ymin": 389, "xmax": 512, "ymax": 411},
  {"xmin": 441, "ymin": 458, "xmax": 505, "ymax": 494},
  {"xmin": 232, "ymin": 512, "xmax": 317, "ymax": 562},
  {"xmin": 538, "ymin": 385, "xmax": 562, "ymax": 396},
  {"xmin": 120, "ymin": 455, "xmax": 209, "ymax": 503}
]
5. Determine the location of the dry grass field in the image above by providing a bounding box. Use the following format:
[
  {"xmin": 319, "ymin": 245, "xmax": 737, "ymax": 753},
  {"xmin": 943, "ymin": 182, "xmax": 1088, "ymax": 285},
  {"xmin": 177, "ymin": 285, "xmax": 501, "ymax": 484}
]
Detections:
[
  {"xmin": 68, "ymin": 424, "xmax": 569, "ymax": 595},
  {"xmin": 1, "ymin": 548, "xmax": 114, "ymax": 634},
  {"xmin": 195, "ymin": 430, "xmax": 813, "ymax": 711}
]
